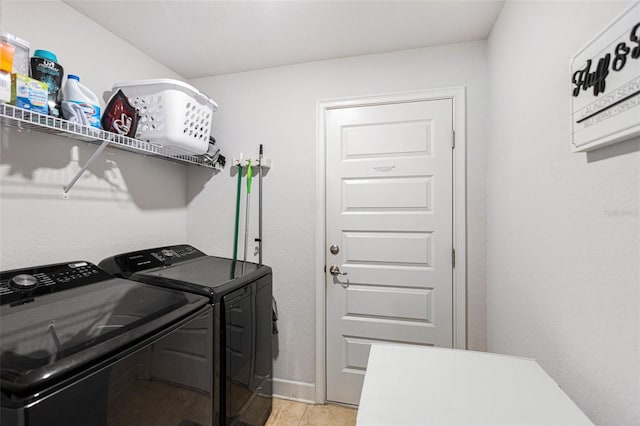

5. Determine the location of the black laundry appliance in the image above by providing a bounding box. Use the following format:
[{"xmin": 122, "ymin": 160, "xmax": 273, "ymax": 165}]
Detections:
[
  {"xmin": 0, "ymin": 260, "xmax": 214, "ymax": 426},
  {"xmin": 99, "ymin": 245, "xmax": 273, "ymax": 426}
]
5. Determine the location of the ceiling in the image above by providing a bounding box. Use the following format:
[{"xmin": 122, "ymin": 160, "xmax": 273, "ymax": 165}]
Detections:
[{"xmin": 65, "ymin": 0, "xmax": 504, "ymax": 79}]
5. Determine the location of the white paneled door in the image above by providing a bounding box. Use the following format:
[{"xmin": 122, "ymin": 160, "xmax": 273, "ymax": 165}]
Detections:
[{"xmin": 325, "ymin": 99, "xmax": 454, "ymax": 405}]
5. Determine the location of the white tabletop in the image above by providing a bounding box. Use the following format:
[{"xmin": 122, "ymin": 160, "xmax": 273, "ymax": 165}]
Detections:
[{"xmin": 356, "ymin": 344, "xmax": 593, "ymax": 426}]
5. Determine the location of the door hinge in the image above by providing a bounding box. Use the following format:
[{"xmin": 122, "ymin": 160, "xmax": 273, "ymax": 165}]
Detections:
[
  {"xmin": 324, "ymin": 265, "xmax": 326, "ymax": 273},
  {"xmin": 452, "ymin": 130, "xmax": 456, "ymax": 149},
  {"xmin": 452, "ymin": 248, "xmax": 456, "ymax": 268}
]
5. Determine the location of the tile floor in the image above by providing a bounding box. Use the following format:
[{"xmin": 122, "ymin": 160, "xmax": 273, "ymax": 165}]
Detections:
[{"xmin": 266, "ymin": 398, "xmax": 357, "ymax": 426}]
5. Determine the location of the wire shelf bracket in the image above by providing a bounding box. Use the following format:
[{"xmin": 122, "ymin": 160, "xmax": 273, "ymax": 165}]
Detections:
[{"xmin": 63, "ymin": 139, "xmax": 110, "ymax": 196}]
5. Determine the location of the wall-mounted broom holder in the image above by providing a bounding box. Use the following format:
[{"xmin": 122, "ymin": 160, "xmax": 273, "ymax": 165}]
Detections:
[
  {"xmin": 231, "ymin": 157, "xmax": 272, "ymax": 173},
  {"xmin": 232, "ymin": 147, "xmax": 269, "ymax": 267}
]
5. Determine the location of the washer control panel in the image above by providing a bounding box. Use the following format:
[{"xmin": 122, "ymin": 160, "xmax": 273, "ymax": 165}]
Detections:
[{"xmin": 0, "ymin": 261, "xmax": 111, "ymax": 305}]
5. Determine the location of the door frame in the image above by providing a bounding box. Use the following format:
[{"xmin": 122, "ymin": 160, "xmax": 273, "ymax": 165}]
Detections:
[{"xmin": 314, "ymin": 87, "xmax": 467, "ymax": 404}]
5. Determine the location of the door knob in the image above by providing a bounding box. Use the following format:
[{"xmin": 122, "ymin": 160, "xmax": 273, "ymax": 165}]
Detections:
[{"xmin": 329, "ymin": 265, "xmax": 347, "ymax": 276}]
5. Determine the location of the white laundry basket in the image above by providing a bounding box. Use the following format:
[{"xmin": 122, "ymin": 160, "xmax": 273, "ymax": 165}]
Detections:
[{"xmin": 112, "ymin": 79, "xmax": 218, "ymax": 155}]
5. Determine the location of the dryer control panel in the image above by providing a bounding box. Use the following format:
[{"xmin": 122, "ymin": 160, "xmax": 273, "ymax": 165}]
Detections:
[
  {"xmin": 0, "ymin": 261, "xmax": 112, "ymax": 305},
  {"xmin": 99, "ymin": 244, "xmax": 206, "ymax": 277},
  {"xmin": 151, "ymin": 245, "xmax": 202, "ymax": 263}
]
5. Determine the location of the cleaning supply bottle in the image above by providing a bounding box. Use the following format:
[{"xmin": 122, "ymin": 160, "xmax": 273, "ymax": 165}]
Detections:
[
  {"xmin": 62, "ymin": 74, "xmax": 101, "ymax": 128},
  {"xmin": 30, "ymin": 49, "xmax": 63, "ymax": 117}
]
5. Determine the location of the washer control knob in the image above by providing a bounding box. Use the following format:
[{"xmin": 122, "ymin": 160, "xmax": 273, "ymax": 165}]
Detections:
[
  {"xmin": 10, "ymin": 274, "xmax": 38, "ymax": 290},
  {"xmin": 161, "ymin": 249, "xmax": 175, "ymax": 257}
]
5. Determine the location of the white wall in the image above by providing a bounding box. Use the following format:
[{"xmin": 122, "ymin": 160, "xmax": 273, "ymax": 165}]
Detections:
[
  {"xmin": 487, "ymin": 2, "xmax": 639, "ymax": 425},
  {"xmin": 0, "ymin": 0, "xmax": 191, "ymax": 269},
  {"xmin": 188, "ymin": 41, "xmax": 489, "ymax": 398}
]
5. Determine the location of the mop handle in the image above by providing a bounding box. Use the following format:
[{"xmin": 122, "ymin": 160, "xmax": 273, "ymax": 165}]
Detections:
[{"xmin": 247, "ymin": 160, "xmax": 253, "ymax": 193}]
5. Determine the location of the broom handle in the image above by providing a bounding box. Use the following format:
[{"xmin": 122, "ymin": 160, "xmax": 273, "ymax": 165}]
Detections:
[
  {"xmin": 258, "ymin": 145, "xmax": 263, "ymax": 265},
  {"xmin": 233, "ymin": 165, "xmax": 242, "ymax": 262}
]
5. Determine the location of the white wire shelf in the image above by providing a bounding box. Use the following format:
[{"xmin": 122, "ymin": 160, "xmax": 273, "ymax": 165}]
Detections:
[{"xmin": 0, "ymin": 103, "xmax": 220, "ymax": 169}]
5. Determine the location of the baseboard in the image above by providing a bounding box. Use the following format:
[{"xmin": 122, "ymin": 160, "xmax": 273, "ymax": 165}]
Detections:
[{"xmin": 272, "ymin": 378, "xmax": 316, "ymax": 404}]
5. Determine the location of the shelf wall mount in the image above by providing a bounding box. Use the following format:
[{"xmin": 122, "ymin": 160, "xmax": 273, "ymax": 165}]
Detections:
[{"xmin": 63, "ymin": 139, "xmax": 110, "ymax": 197}]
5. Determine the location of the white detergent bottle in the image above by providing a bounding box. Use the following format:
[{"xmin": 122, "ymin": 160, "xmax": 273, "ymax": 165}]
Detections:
[{"xmin": 62, "ymin": 74, "xmax": 101, "ymax": 128}]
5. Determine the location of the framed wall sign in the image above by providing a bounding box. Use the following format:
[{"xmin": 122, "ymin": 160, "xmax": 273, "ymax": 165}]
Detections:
[{"xmin": 570, "ymin": 2, "xmax": 640, "ymax": 152}]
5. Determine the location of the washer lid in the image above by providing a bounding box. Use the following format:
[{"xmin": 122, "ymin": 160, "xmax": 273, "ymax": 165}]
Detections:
[{"xmin": 0, "ymin": 266, "xmax": 208, "ymax": 394}]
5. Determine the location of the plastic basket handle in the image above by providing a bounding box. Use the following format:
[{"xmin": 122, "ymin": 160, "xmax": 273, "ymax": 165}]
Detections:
[{"xmin": 193, "ymin": 91, "xmax": 210, "ymax": 106}]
